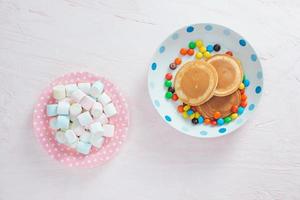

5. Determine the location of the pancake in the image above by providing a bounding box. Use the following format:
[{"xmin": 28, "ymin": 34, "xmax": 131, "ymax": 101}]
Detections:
[
  {"xmin": 206, "ymin": 54, "xmax": 243, "ymax": 96},
  {"xmin": 196, "ymin": 90, "xmax": 241, "ymax": 118},
  {"xmin": 174, "ymin": 60, "xmax": 218, "ymax": 106}
]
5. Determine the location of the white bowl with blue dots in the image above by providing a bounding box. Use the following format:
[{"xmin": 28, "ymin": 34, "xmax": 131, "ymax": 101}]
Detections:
[{"xmin": 148, "ymin": 23, "xmax": 263, "ymax": 138}]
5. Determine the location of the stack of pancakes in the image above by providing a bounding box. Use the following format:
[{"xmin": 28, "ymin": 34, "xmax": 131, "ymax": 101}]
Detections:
[{"xmin": 174, "ymin": 54, "xmax": 243, "ymax": 119}]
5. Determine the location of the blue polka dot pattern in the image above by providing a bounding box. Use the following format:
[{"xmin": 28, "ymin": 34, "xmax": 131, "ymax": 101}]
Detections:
[
  {"xmin": 186, "ymin": 26, "xmax": 194, "ymax": 33},
  {"xmin": 251, "ymin": 54, "xmax": 257, "ymax": 61},
  {"xmin": 159, "ymin": 46, "xmax": 165, "ymax": 53},
  {"xmin": 205, "ymin": 24, "xmax": 213, "ymax": 31},
  {"xmin": 151, "ymin": 62, "xmax": 157, "ymax": 71},
  {"xmin": 154, "ymin": 100, "xmax": 160, "ymax": 108},
  {"xmin": 165, "ymin": 115, "xmax": 172, "ymax": 122},
  {"xmin": 200, "ymin": 131, "xmax": 208, "ymax": 135},
  {"xmin": 257, "ymin": 71, "xmax": 263, "ymax": 79},
  {"xmin": 255, "ymin": 86, "xmax": 262, "ymax": 94},
  {"xmin": 219, "ymin": 128, "xmax": 226, "ymax": 134},
  {"xmin": 223, "ymin": 29, "xmax": 230, "ymax": 36},
  {"xmin": 248, "ymin": 104, "xmax": 255, "ymax": 111},
  {"xmin": 172, "ymin": 33, "xmax": 179, "ymax": 40},
  {"xmin": 239, "ymin": 39, "xmax": 246, "ymax": 46}
]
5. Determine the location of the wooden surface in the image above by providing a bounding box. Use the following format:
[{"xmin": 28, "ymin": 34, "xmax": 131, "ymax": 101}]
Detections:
[{"xmin": 1, "ymin": 0, "xmax": 300, "ymax": 199}]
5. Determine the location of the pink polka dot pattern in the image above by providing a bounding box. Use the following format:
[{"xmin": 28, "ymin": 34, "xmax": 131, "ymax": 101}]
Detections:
[{"xmin": 32, "ymin": 72, "xmax": 129, "ymax": 168}]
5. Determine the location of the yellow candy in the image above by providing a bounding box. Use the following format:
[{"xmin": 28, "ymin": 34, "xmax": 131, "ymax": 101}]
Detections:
[
  {"xmin": 194, "ymin": 112, "xmax": 200, "ymax": 118},
  {"xmin": 183, "ymin": 105, "xmax": 190, "ymax": 111},
  {"xmin": 195, "ymin": 52, "xmax": 203, "ymax": 59},
  {"xmin": 195, "ymin": 40, "xmax": 203, "ymax": 47},
  {"xmin": 200, "ymin": 46, "xmax": 206, "ymax": 53},
  {"xmin": 189, "ymin": 113, "xmax": 195, "ymax": 119},
  {"xmin": 182, "ymin": 112, "xmax": 188, "ymax": 118},
  {"xmin": 239, "ymin": 83, "xmax": 245, "ymax": 90},
  {"xmin": 204, "ymin": 51, "xmax": 211, "ymax": 58},
  {"xmin": 231, "ymin": 113, "xmax": 238, "ymax": 120}
]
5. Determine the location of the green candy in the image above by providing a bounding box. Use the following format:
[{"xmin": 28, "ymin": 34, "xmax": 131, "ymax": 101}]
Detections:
[
  {"xmin": 165, "ymin": 80, "xmax": 172, "ymax": 87},
  {"xmin": 224, "ymin": 117, "xmax": 232, "ymax": 123},
  {"xmin": 189, "ymin": 41, "xmax": 196, "ymax": 49},
  {"xmin": 243, "ymin": 74, "xmax": 246, "ymax": 82},
  {"xmin": 165, "ymin": 91, "xmax": 173, "ymax": 99}
]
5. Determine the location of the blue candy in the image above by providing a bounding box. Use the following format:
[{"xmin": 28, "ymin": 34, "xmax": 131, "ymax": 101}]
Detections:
[
  {"xmin": 187, "ymin": 109, "xmax": 194, "ymax": 116},
  {"xmin": 206, "ymin": 44, "xmax": 213, "ymax": 52},
  {"xmin": 237, "ymin": 107, "xmax": 244, "ymax": 115},
  {"xmin": 56, "ymin": 115, "xmax": 70, "ymax": 129},
  {"xmin": 243, "ymin": 79, "xmax": 250, "ymax": 87},
  {"xmin": 47, "ymin": 104, "xmax": 58, "ymax": 117},
  {"xmin": 217, "ymin": 118, "xmax": 225, "ymax": 126},
  {"xmin": 198, "ymin": 116, "xmax": 204, "ymax": 124}
]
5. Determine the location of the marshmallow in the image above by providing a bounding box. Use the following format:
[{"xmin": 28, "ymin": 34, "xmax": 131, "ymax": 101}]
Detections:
[
  {"xmin": 90, "ymin": 102, "xmax": 103, "ymax": 118},
  {"xmin": 97, "ymin": 114, "xmax": 109, "ymax": 125},
  {"xmin": 72, "ymin": 126, "xmax": 86, "ymax": 136},
  {"xmin": 80, "ymin": 96, "xmax": 96, "ymax": 111},
  {"xmin": 70, "ymin": 103, "xmax": 82, "ymax": 117},
  {"xmin": 77, "ymin": 111, "xmax": 93, "ymax": 126},
  {"xmin": 65, "ymin": 84, "xmax": 78, "ymax": 97},
  {"xmin": 103, "ymin": 124, "xmax": 115, "ymax": 137},
  {"xmin": 47, "ymin": 104, "xmax": 57, "ymax": 117},
  {"xmin": 98, "ymin": 92, "xmax": 111, "ymax": 105},
  {"xmin": 53, "ymin": 85, "xmax": 66, "ymax": 100},
  {"xmin": 89, "ymin": 122, "xmax": 104, "ymax": 134},
  {"xmin": 67, "ymin": 140, "xmax": 78, "ymax": 149},
  {"xmin": 90, "ymin": 133, "xmax": 105, "ymax": 148},
  {"xmin": 70, "ymin": 118, "xmax": 79, "ymax": 129},
  {"xmin": 103, "ymin": 103, "xmax": 117, "ymax": 117},
  {"xmin": 56, "ymin": 115, "xmax": 70, "ymax": 129},
  {"xmin": 71, "ymin": 89, "xmax": 86, "ymax": 103},
  {"xmin": 76, "ymin": 141, "xmax": 92, "ymax": 155},
  {"xmin": 49, "ymin": 117, "xmax": 58, "ymax": 130},
  {"xmin": 57, "ymin": 101, "xmax": 70, "ymax": 115},
  {"xmin": 55, "ymin": 131, "xmax": 66, "ymax": 144},
  {"xmin": 65, "ymin": 129, "xmax": 77, "ymax": 144},
  {"xmin": 79, "ymin": 131, "xmax": 91, "ymax": 143},
  {"xmin": 89, "ymin": 81, "xmax": 104, "ymax": 98},
  {"xmin": 78, "ymin": 83, "xmax": 91, "ymax": 94}
]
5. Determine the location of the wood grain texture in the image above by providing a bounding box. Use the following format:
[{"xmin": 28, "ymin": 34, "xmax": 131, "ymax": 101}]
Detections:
[{"xmin": 0, "ymin": 0, "xmax": 300, "ymax": 199}]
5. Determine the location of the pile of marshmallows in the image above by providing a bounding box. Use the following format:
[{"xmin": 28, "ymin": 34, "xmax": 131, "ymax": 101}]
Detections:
[{"xmin": 46, "ymin": 80, "xmax": 117, "ymax": 155}]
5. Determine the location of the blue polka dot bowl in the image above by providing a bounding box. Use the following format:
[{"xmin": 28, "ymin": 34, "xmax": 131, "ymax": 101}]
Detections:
[{"xmin": 148, "ymin": 23, "xmax": 263, "ymax": 138}]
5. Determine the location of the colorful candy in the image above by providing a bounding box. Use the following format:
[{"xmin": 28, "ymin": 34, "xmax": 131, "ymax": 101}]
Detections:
[
  {"xmin": 239, "ymin": 83, "xmax": 245, "ymax": 90},
  {"xmin": 198, "ymin": 116, "xmax": 204, "ymax": 124},
  {"xmin": 189, "ymin": 41, "xmax": 196, "ymax": 49},
  {"xmin": 168, "ymin": 87, "xmax": 175, "ymax": 93},
  {"xmin": 175, "ymin": 57, "xmax": 182, "ymax": 65},
  {"xmin": 165, "ymin": 73, "xmax": 172, "ymax": 80},
  {"xmin": 172, "ymin": 94, "xmax": 178, "ymax": 101},
  {"xmin": 195, "ymin": 52, "xmax": 203, "ymax": 59},
  {"xmin": 217, "ymin": 118, "xmax": 225, "ymax": 125},
  {"xmin": 165, "ymin": 91, "xmax": 173, "ymax": 99},
  {"xmin": 224, "ymin": 116, "xmax": 232, "ymax": 123},
  {"xmin": 180, "ymin": 48, "xmax": 187, "ymax": 55},
  {"xmin": 237, "ymin": 106, "xmax": 244, "ymax": 115},
  {"xmin": 206, "ymin": 45, "xmax": 213, "ymax": 53},
  {"xmin": 164, "ymin": 80, "xmax": 172, "ymax": 87},
  {"xmin": 213, "ymin": 111, "xmax": 221, "ymax": 119},
  {"xmin": 177, "ymin": 105, "xmax": 184, "ymax": 113},
  {"xmin": 192, "ymin": 118, "xmax": 198, "ymax": 124},
  {"xmin": 187, "ymin": 49, "xmax": 194, "ymax": 56},
  {"xmin": 225, "ymin": 51, "xmax": 233, "ymax": 56},
  {"xmin": 213, "ymin": 44, "xmax": 221, "ymax": 52},
  {"xmin": 169, "ymin": 63, "xmax": 177, "ymax": 70},
  {"xmin": 204, "ymin": 51, "xmax": 211, "ymax": 58}
]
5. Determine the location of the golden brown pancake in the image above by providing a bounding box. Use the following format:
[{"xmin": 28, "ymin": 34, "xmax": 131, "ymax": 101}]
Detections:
[
  {"xmin": 206, "ymin": 54, "xmax": 243, "ymax": 96},
  {"xmin": 196, "ymin": 90, "xmax": 241, "ymax": 118},
  {"xmin": 174, "ymin": 60, "xmax": 218, "ymax": 106}
]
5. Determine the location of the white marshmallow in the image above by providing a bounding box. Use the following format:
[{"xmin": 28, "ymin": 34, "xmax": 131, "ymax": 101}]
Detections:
[
  {"xmin": 90, "ymin": 133, "xmax": 105, "ymax": 148},
  {"xmin": 89, "ymin": 122, "xmax": 104, "ymax": 134},
  {"xmin": 89, "ymin": 81, "xmax": 104, "ymax": 98},
  {"xmin": 79, "ymin": 131, "xmax": 91, "ymax": 143},
  {"xmin": 103, "ymin": 103, "xmax": 117, "ymax": 118},
  {"xmin": 67, "ymin": 140, "xmax": 78, "ymax": 149},
  {"xmin": 65, "ymin": 129, "xmax": 77, "ymax": 144},
  {"xmin": 97, "ymin": 114, "xmax": 109, "ymax": 125},
  {"xmin": 49, "ymin": 117, "xmax": 58, "ymax": 130},
  {"xmin": 72, "ymin": 126, "xmax": 86, "ymax": 136},
  {"xmin": 55, "ymin": 131, "xmax": 66, "ymax": 144},
  {"xmin": 57, "ymin": 101, "xmax": 70, "ymax": 115},
  {"xmin": 71, "ymin": 89, "xmax": 86, "ymax": 103},
  {"xmin": 90, "ymin": 102, "xmax": 103, "ymax": 118},
  {"xmin": 77, "ymin": 111, "xmax": 93, "ymax": 126},
  {"xmin": 69, "ymin": 103, "xmax": 82, "ymax": 117},
  {"xmin": 80, "ymin": 96, "xmax": 96, "ymax": 111},
  {"xmin": 53, "ymin": 85, "xmax": 66, "ymax": 100},
  {"xmin": 70, "ymin": 118, "xmax": 79, "ymax": 129},
  {"xmin": 98, "ymin": 92, "xmax": 111, "ymax": 105},
  {"xmin": 76, "ymin": 141, "xmax": 91, "ymax": 155},
  {"xmin": 103, "ymin": 124, "xmax": 115, "ymax": 137},
  {"xmin": 65, "ymin": 84, "xmax": 78, "ymax": 97},
  {"xmin": 78, "ymin": 83, "xmax": 91, "ymax": 94}
]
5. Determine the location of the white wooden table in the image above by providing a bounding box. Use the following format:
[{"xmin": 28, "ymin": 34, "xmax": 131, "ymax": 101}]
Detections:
[{"xmin": 1, "ymin": 0, "xmax": 300, "ymax": 199}]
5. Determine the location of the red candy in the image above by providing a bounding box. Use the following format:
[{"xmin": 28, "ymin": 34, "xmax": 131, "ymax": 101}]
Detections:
[
  {"xmin": 240, "ymin": 101, "xmax": 247, "ymax": 108},
  {"xmin": 211, "ymin": 120, "xmax": 217, "ymax": 126},
  {"xmin": 187, "ymin": 49, "xmax": 195, "ymax": 56},
  {"xmin": 231, "ymin": 105, "xmax": 238, "ymax": 113},
  {"xmin": 165, "ymin": 73, "xmax": 172, "ymax": 80},
  {"xmin": 177, "ymin": 105, "xmax": 184, "ymax": 113},
  {"xmin": 180, "ymin": 48, "xmax": 187, "ymax": 56},
  {"xmin": 241, "ymin": 94, "xmax": 247, "ymax": 101},
  {"xmin": 226, "ymin": 51, "xmax": 233, "ymax": 56},
  {"xmin": 172, "ymin": 94, "xmax": 178, "ymax": 101},
  {"xmin": 240, "ymin": 89, "xmax": 245, "ymax": 95}
]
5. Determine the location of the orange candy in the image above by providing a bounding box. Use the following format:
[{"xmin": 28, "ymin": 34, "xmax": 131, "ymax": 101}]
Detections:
[
  {"xmin": 226, "ymin": 51, "xmax": 233, "ymax": 56},
  {"xmin": 213, "ymin": 111, "xmax": 221, "ymax": 119},
  {"xmin": 204, "ymin": 118, "xmax": 211, "ymax": 125},
  {"xmin": 172, "ymin": 94, "xmax": 178, "ymax": 101},
  {"xmin": 177, "ymin": 105, "xmax": 184, "ymax": 113},
  {"xmin": 180, "ymin": 48, "xmax": 187, "ymax": 56},
  {"xmin": 187, "ymin": 49, "xmax": 195, "ymax": 56},
  {"xmin": 240, "ymin": 101, "xmax": 247, "ymax": 108},
  {"xmin": 175, "ymin": 57, "xmax": 182, "ymax": 65},
  {"xmin": 241, "ymin": 94, "xmax": 247, "ymax": 101},
  {"xmin": 231, "ymin": 105, "xmax": 238, "ymax": 113}
]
